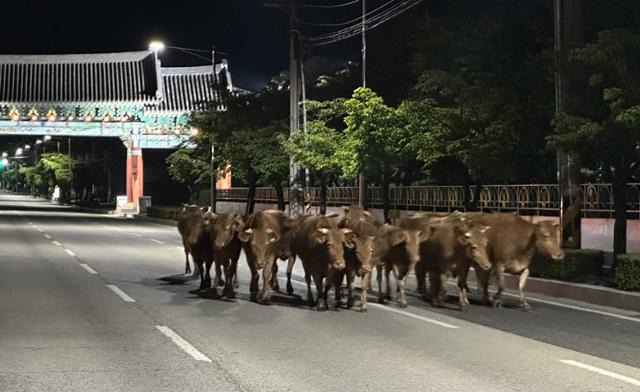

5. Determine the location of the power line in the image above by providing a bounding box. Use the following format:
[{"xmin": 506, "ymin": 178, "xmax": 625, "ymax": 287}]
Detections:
[
  {"xmin": 308, "ymin": 0, "xmax": 423, "ymax": 46},
  {"xmin": 300, "ymin": 0, "xmax": 396, "ymax": 27},
  {"xmin": 300, "ymin": 0, "xmax": 360, "ymax": 8}
]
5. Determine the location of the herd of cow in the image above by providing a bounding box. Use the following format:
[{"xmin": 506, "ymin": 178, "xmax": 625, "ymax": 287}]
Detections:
[{"xmin": 177, "ymin": 205, "xmax": 565, "ymax": 312}]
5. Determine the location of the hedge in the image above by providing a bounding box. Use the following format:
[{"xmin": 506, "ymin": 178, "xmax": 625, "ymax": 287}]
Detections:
[
  {"xmin": 146, "ymin": 205, "xmax": 181, "ymax": 221},
  {"xmin": 530, "ymin": 249, "xmax": 603, "ymax": 281},
  {"xmin": 615, "ymin": 254, "xmax": 640, "ymax": 292}
]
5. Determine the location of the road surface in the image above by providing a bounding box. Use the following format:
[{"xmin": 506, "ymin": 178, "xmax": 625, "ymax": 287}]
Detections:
[{"xmin": 1, "ymin": 192, "xmax": 639, "ymax": 391}]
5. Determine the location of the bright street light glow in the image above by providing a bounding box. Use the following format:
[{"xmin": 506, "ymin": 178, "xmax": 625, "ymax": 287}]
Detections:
[
  {"xmin": 15, "ymin": 148, "xmax": 23, "ymax": 156},
  {"xmin": 190, "ymin": 127, "xmax": 200, "ymax": 137},
  {"xmin": 24, "ymin": 144, "xmax": 31, "ymax": 150},
  {"xmin": 1, "ymin": 158, "xmax": 8, "ymax": 166},
  {"xmin": 2, "ymin": 152, "xmax": 7, "ymax": 158},
  {"xmin": 36, "ymin": 140, "xmax": 42, "ymax": 145},
  {"xmin": 149, "ymin": 41, "xmax": 165, "ymax": 52},
  {"xmin": 44, "ymin": 135, "xmax": 52, "ymax": 141}
]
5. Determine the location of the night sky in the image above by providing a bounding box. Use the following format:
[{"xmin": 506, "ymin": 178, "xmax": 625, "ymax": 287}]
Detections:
[{"xmin": 0, "ymin": 0, "xmax": 384, "ymax": 91}]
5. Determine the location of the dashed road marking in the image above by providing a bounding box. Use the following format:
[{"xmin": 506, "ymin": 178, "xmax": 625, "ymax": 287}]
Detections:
[
  {"xmin": 44, "ymin": 234, "xmax": 52, "ymax": 239},
  {"xmin": 150, "ymin": 238, "xmax": 164, "ymax": 244},
  {"xmin": 559, "ymin": 359, "xmax": 640, "ymax": 386},
  {"xmin": 64, "ymin": 249, "xmax": 76, "ymax": 257},
  {"xmin": 131, "ymin": 232, "xmax": 142, "ymax": 237},
  {"xmin": 79, "ymin": 263, "xmax": 98, "ymax": 275},
  {"xmin": 37, "ymin": 228, "xmax": 44, "ymax": 233},
  {"xmin": 106, "ymin": 285, "xmax": 136, "ymax": 303},
  {"xmin": 52, "ymin": 241, "xmax": 62, "ymax": 247},
  {"xmin": 156, "ymin": 326, "xmax": 212, "ymax": 362}
]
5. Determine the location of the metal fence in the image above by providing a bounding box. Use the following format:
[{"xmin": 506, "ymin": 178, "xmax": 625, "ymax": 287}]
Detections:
[{"xmin": 216, "ymin": 183, "xmax": 640, "ymax": 218}]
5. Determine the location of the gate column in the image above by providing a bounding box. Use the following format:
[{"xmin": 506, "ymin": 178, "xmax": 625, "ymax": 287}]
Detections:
[{"xmin": 126, "ymin": 146, "xmax": 144, "ymax": 205}]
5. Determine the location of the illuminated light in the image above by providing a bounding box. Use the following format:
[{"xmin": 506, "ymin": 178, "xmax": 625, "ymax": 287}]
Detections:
[
  {"xmin": 43, "ymin": 135, "xmax": 52, "ymax": 142},
  {"xmin": 36, "ymin": 140, "xmax": 42, "ymax": 145},
  {"xmin": 67, "ymin": 113, "xmax": 74, "ymax": 121},
  {"xmin": 149, "ymin": 41, "xmax": 165, "ymax": 52},
  {"xmin": 1, "ymin": 158, "xmax": 8, "ymax": 166},
  {"xmin": 122, "ymin": 113, "xmax": 130, "ymax": 122},
  {"xmin": 46, "ymin": 109, "xmax": 57, "ymax": 122},
  {"xmin": 28, "ymin": 108, "xmax": 39, "ymax": 121},
  {"xmin": 103, "ymin": 112, "xmax": 112, "ymax": 122},
  {"xmin": 2, "ymin": 152, "xmax": 7, "ymax": 157},
  {"xmin": 190, "ymin": 127, "xmax": 200, "ymax": 137},
  {"xmin": 24, "ymin": 144, "xmax": 31, "ymax": 150},
  {"xmin": 84, "ymin": 113, "xmax": 93, "ymax": 122},
  {"xmin": 15, "ymin": 148, "xmax": 23, "ymax": 156},
  {"xmin": 9, "ymin": 108, "xmax": 20, "ymax": 121}
]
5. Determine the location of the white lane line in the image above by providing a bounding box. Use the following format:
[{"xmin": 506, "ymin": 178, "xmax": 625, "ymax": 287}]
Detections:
[
  {"xmin": 155, "ymin": 326, "xmax": 212, "ymax": 362},
  {"xmin": 37, "ymin": 228, "xmax": 45, "ymax": 233},
  {"xmin": 559, "ymin": 360, "xmax": 640, "ymax": 387},
  {"xmin": 131, "ymin": 232, "xmax": 142, "ymax": 237},
  {"xmin": 79, "ymin": 263, "xmax": 98, "ymax": 275},
  {"xmin": 44, "ymin": 234, "xmax": 52, "ymax": 239},
  {"xmin": 445, "ymin": 280, "xmax": 640, "ymax": 324},
  {"xmin": 52, "ymin": 241, "xmax": 62, "ymax": 247},
  {"xmin": 106, "ymin": 285, "xmax": 136, "ymax": 303},
  {"xmin": 64, "ymin": 249, "xmax": 77, "ymax": 257},
  {"xmin": 176, "ymin": 246, "xmax": 184, "ymax": 250},
  {"xmin": 150, "ymin": 238, "xmax": 164, "ymax": 244},
  {"xmin": 288, "ymin": 279, "xmax": 459, "ymax": 329},
  {"xmin": 368, "ymin": 303, "xmax": 460, "ymax": 329}
]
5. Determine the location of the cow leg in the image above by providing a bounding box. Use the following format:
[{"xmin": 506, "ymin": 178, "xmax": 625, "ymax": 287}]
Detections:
[
  {"xmin": 270, "ymin": 262, "xmax": 280, "ymax": 292},
  {"xmin": 385, "ymin": 266, "xmax": 393, "ymax": 300},
  {"xmin": 258, "ymin": 260, "xmax": 274, "ymax": 304},
  {"xmin": 376, "ymin": 264, "xmax": 384, "ymax": 304},
  {"xmin": 457, "ymin": 264, "xmax": 471, "ymax": 311},
  {"xmin": 428, "ymin": 271, "xmax": 443, "ymax": 307},
  {"xmin": 334, "ymin": 270, "xmax": 344, "ymax": 308},
  {"xmin": 183, "ymin": 243, "xmax": 191, "ymax": 274},
  {"xmin": 305, "ymin": 268, "xmax": 315, "ymax": 307},
  {"xmin": 360, "ymin": 271, "xmax": 371, "ymax": 312},
  {"xmin": 396, "ymin": 267, "xmax": 409, "ymax": 308},
  {"xmin": 248, "ymin": 261, "xmax": 259, "ymax": 303},
  {"xmin": 492, "ymin": 265, "xmax": 506, "ymax": 308},
  {"xmin": 231, "ymin": 258, "xmax": 239, "ymax": 288},
  {"xmin": 215, "ymin": 261, "xmax": 224, "ymax": 287},
  {"xmin": 475, "ymin": 268, "xmax": 491, "ymax": 306},
  {"xmin": 415, "ymin": 261, "xmax": 426, "ymax": 296},
  {"xmin": 313, "ymin": 274, "xmax": 327, "ymax": 311},
  {"xmin": 204, "ymin": 259, "xmax": 214, "ymax": 291},
  {"xmin": 286, "ymin": 256, "xmax": 296, "ymax": 295},
  {"xmin": 346, "ymin": 269, "xmax": 356, "ymax": 309},
  {"xmin": 222, "ymin": 258, "xmax": 235, "ymax": 299},
  {"xmin": 518, "ymin": 268, "xmax": 530, "ymax": 310}
]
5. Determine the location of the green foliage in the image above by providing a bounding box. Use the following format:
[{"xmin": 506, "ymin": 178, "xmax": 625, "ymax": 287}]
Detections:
[
  {"xmin": 166, "ymin": 147, "xmax": 211, "ymax": 192},
  {"xmin": 530, "ymin": 249, "xmax": 604, "ymax": 281},
  {"xmin": 615, "ymin": 254, "xmax": 640, "ymax": 291}
]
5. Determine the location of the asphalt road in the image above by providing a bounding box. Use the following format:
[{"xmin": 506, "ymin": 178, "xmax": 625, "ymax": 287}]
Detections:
[{"xmin": 1, "ymin": 192, "xmax": 639, "ymax": 391}]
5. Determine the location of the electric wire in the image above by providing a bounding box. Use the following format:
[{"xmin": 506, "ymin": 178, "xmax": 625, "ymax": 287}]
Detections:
[{"xmin": 300, "ymin": 0, "xmax": 396, "ymax": 27}]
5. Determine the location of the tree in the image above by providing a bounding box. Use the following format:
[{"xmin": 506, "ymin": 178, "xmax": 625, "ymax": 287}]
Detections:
[
  {"xmin": 338, "ymin": 87, "xmax": 411, "ymax": 222},
  {"xmin": 549, "ymin": 28, "xmax": 640, "ymax": 261},
  {"xmin": 166, "ymin": 146, "xmax": 211, "ymax": 201},
  {"xmin": 19, "ymin": 164, "xmax": 49, "ymax": 197},
  {"xmin": 40, "ymin": 153, "xmax": 77, "ymax": 202}
]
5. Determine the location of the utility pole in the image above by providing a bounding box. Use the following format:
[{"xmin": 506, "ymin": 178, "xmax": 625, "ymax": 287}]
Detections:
[
  {"xmin": 288, "ymin": 0, "xmax": 305, "ymax": 217},
  {"xmin": 555, "ymin": 0, "xmax": 583, "ymax": 249},
  {"xmin": 68, "ymin": 137, "xmax": 73, "ymax": 203},
  {"xmin": 358, "ymin": 0, "xmax": 367, "ymax": 208},
  {"xmin": 210, "ymin": 46, "xmax": 217, "ymax": 212}
]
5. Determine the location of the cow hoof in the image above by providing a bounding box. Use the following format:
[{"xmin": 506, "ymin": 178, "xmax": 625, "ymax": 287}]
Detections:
[
  {"xmin": 346, "ymin": 298, "xmax": 355, "ymax": 308},
  {"xmin": 360, "ymin": 305, "xmax": 368, "ymax": 313},
  {"xmin": 492, "ymin": 300, "xmax": 502, "ymax": 309},
  {"xmin": 234, "ymin": 281, "xmax": 240, "ymax": 289},
  {"xmin": 377, "ymin": 296, "xmax": 385, "ymax": 304},
  {"xmin": 521, "ymin": 302, "xmax": 531, "ymax": 311},
  {"xmin": 286, "ymin": 285, "xmax": 294, "ymax": 295},
  {"xmin": 272, "ymin": 283, "xmax": 281, "ymax": 292},
  {"xmin": 317, "ymin": 303, "xmax": 327, "ymax": 311},
  {"xmin": 398, "ymin": 301, "xmax": 408, "ymax": 309},
  {"xmin": 250, "ymin": 293, "xmax": 258, "ymax": 303}
]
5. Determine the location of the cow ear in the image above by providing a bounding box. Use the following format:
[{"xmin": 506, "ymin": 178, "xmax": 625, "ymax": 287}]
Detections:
[
  {"xmin": 480, "ymin": 225, "xmax": 490, "ymax": 234},
  {"xmin": 313, "ymin": 227, "xmax": 329, "ymax": 244},
  {"xmin": 552, "ymin": 221, "xmax": 559, "ymax": 228},
  {"xmin": 266, "ymin": 228, "xmax": 280, "ymax": 243},
  {"xmin": 201, "ymin": 206, "xmax": 210, "ymax": 214},
  {"xmin": 342, "ymin": 229, "xmax": 356, "ymax": 248},
  {"xmin": 238, "ymin": 229, "xmax": 253, "ymax": 243},
  {"xmin": 232, "ymin": 215, "xmax": 245, "ymax": 231}
]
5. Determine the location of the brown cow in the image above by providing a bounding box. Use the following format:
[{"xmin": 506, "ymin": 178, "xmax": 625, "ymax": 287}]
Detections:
[
  {"xmin": 269, "ymin": 212, "xmax": 307, "ymax": 295},
  {"xmin": 374, "ymin": 222, "xmax": 429, "ymax": 308},
  {"xmin": 176, "ymin": 205, "xmax": 213, "ymax": 290},
  {"xmin": 237, "ymin": 211, "xmax": 284, "ymax": 303},
  {"xmin": 413, "ymin": 215, "xmax": 491, "ymax": 310},
  {"xmin": 203, "ymin": 212, "xmax": 245, "ymax": 298},
  {"xmin": 293, "ymin": 215, "xmax": 354, "ymax": 311},
  {"xmin": 466, "ymin": 213, "xmax": 564, "ymax": 309},
  {"xmin": 338, "ymin": 205, "xmax": 382, "ymax": 229}
]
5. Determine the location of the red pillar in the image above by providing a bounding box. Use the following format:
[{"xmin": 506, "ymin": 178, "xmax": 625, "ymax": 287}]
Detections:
[{"xmin": 126, "ymin": 146, "xmax": 144, "ymax": 205}]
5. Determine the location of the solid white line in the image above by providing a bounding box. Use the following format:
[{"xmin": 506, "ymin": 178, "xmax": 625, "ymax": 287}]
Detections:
[
  {"xmin": 150, "ymin": 238, "xmax": 164, "ymax": 244},
  {"xmin": 52, "ymin": 241, "xmax": 62, "ymax": 247},
  {"xmin": 445, "ymin": 280, "xmax": 640, "ymax": 324},
  {"xmin": 106, "ymin": 285, "xmax": 136, "ymax": 303},
  {"xmin": 155, "ymin": 326, "xmax": 212, "ymax": 362},
  {"xmin": 65, "ymin": 249, "xmax": 76, "ymax": 257},
  {"xmin": 176, "ymin": 246, "xmax": 184, "ymax": 250},
  {"xmin": 79, "ymin": 263, "xmax": 98, "ymax": 275},
  {"xmin": 44, "ymin": 234, "xmax": 52, "ymax": 239},
  {"xmin": 131, "ymin": 232, "xmax": 142, "ymax": 237},
  {"xmin": 559, "ymin": 360, "xmax": 640, "ymax": 386},
  {"xmin": 37, "ymin": 228, "xmax": 44, "ymax": 233},
  {"xmin": 288, "ymin": 279, "xmax": 459, "ymax": 329},
  {"xmin": 367, "ymin": 303, "xmax": 460, "ymax": 329}
]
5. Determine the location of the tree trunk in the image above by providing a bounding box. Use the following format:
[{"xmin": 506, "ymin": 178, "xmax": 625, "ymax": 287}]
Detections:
[
  {"xmin": 275, "ymin": 182, "xmax": 286, "ymax": 211},
  {"xmin": 471, "ymin": 180, "xmax": 482, "ymax": 211},
  {"xmin": 320, "ymin": 172, "xmax": 327, "ymax": 216},
  {"xmin": 612, "ymin": 164, "xmax": 628, "ymax": 267},
  {"xmin": 382, "ymin": 174, "xmax": 391, "ymax": 224},
  {"xmin": 211, "ymin": 177, "xmax": 217, "ymax": 213},
  {"xmin": 246, "ymin": 173, "xmax": 257, "ymax": 216}
]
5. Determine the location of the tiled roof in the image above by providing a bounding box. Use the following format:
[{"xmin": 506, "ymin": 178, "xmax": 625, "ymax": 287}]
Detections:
[
  {"xmin": 159, "ymin": 65, "xmax": 218, "ymax": 112},
  {"xmin": 0, "ymin": 50, "xmax": 159, "ymax": 103}
]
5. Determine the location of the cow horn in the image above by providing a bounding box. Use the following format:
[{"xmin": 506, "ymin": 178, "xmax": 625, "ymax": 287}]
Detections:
[
  {"xmin": 318, "ymin": 228, "xmax": 329, "ymax": 234},
  {"xmin": 244, "ymin": 228, "xmax": 253, "ymax": 234},
  {"xmin": 465, "ymin": 232, "xmax": 471, "ymax": 238}
]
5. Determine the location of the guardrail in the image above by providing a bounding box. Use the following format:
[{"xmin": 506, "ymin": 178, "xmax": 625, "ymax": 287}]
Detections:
[{"xmin": 216, "ymin": 183, "xmax": 640, "ymax": 217}]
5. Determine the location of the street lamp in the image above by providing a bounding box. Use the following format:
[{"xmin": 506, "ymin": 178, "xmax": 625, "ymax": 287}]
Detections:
[
  {"xmin": 151, "ymin": 41, "xmax": 224, "ymax": 210},
  {"xmin": 15, "ymin": 148, "xmax": 23, "ymax": 156}
]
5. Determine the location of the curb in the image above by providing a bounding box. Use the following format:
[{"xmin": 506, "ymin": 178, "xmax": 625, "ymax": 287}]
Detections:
[{"xmin": 495, "ymin": 273, "xmax": 640, "ymax": 313}]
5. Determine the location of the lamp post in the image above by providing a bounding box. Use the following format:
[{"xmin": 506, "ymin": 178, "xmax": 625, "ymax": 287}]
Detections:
[{"xmin": 150, "ymin": 41, "xmax": 224, "ymax": 210}]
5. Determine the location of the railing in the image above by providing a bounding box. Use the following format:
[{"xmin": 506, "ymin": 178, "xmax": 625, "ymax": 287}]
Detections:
[{"xmin": 216, "ymin": 183, "xmax": 640, "ymax": 217}]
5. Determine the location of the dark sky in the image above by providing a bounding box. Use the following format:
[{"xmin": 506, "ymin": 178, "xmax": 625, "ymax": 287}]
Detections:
[{"xmin": 0, "ymin": 0, "xmax": 375, "ymax": 90}]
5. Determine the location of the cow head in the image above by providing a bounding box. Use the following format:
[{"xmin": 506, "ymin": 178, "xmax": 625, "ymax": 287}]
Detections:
[
  {"xmin": 456, "ymin": 223, "xmax": 492, "ymax": 270},
  {"xmin": 207, "ymin": 214, "xmax": 245, "ymax": 250},
  {"xmin": 388, "ymin": 228, "xmax": 424, "ymax": 265},
  {"xmin": 534, "ymin": 220, "xmax": 565, "ymax": 260},
  {"xmin": 351, "ymin": 234, "xmax": 376, "ymax": 275},
  {"xmin": 182, "ymin": 206, "xmax": 209, "ymax": 246},
  {"xmin": 312, "ymin": 227, "xmax": 352, "ymax": 270},
  {"xmin": 238, "ymin": 227, "xmax": 280, "ymax": 268}
]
